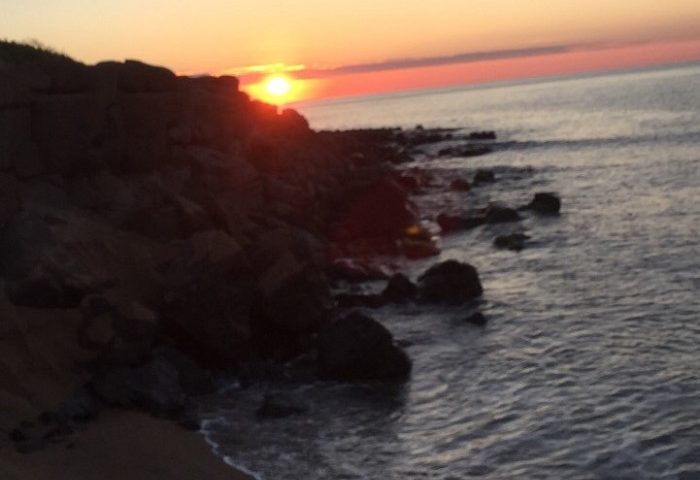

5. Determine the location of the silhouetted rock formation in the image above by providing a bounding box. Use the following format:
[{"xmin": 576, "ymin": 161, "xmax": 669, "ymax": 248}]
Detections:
[{"xmin": 0, "ymin": 57, "xmax": 422, "ymax": 438}]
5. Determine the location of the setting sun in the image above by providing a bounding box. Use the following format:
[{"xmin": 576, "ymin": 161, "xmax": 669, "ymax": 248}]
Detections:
[
  {"xmin": 266, "ymin": 75, "xmax": 291, "ymax": 97},
  {"xmin": 244, "ymin": 72, "xmax": 315, "ymax": 105}
]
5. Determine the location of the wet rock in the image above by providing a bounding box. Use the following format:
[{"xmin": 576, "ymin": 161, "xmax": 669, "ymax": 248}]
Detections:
[
  {"xmin": 468, "ymin": 131, "xmax": 497, "ymax": 140},
  {"xmin": 449, "ymin": 178, "xmax": 471, "ymax": 191},
  {"xmin": 473, "ymin": 169, "xmax": 495, "ymax": 185},
  {"xmin": 329, "ymin": 258, "xmax": 391, "ymax": 283},
  {"xmin": 438, "ymin": 213, "xmax": 488, "ymax": 233},
  {"xmin": 484, "ymin": 204, "xmax": 521, "ymax": 224},
  {"xmin": 256, "ymin": 393, "xmax": 307, "ymax": 420},
  {"xmin": 401, "ymin": 237, "xmax": 440, "ymax": 259},
  {"xmin": 417, "ymin": 260, "xmax": 483, "ymax": 304},
  {"xmin": 335, "ymin": 293, "xmax": 387, "ymax": 309},
  {"xmin": 465, "ymin": 312, "xmax": 488, "ymax": 326},
  {"xmin": 317, "ymin": 311, "xmax": 411, "ymax": 381},
  {"xmin": 523, "ymin": 192, "xmax": 561, "ymax": 214},
  {"xmin": 493, "ymin": 233, "xmax": 529, "ymax": 251},
  {"xmin": 439, "ymin": 145, "xmax": 492, "ymax": 158},
  {"xmin": 382, "ymin": 273, "xmax": 417, "ymax": 303}
]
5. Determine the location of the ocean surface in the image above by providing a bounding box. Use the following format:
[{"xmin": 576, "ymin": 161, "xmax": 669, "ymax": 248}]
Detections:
[{"xmin": 202, "ymin": 63, "xmax": 700, "ymax": 479}]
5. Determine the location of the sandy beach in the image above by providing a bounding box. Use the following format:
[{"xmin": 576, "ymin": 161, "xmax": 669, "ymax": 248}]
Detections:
[{"xmin": 0, "ymin": 409, "xmax": 253, "ymax": 480}]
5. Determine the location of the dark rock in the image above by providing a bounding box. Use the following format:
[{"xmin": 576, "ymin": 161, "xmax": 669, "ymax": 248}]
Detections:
[
  {"xmin": 58, "ymin": 387, "xmax": 100, "ymax": 422},
  {"xmin": 90, "ymin": 356, "xmax": 187, "ymax": 415},
  {"xmin": 465, "ymin": 312, "xmax": 488, "ymax": 326},
  {"xmin": 473, "ymin": 169, "xmax": 495, "ymax": 185},
  {"xmin": 394, "ymin": 174, "xmax": 421, "ymax": 192},
  {"xmin": 317, "ymin": 311, "xmax": 411, "ymax": 381},
  {"xmin": 438, "ymin": 213, "xmax": 487, "ymax": 233},
  {"xmin": 401, "ymin": 237, "xmax": 440, "ymax": 259},
  {"xmin": 493, "ymin": 233, "xmax": 529, "ymax": 251},
  {"xmin": 79, "ymin": 295, "xmax": 159, "ymax": 367},
  {"xmin": 152, "ymin": 346, "xmax": 217, "ymax": 397},
  {"xmin": 161, "ymin": 272, "xmax": 254, "ymax": 369},
  {"xmin": 468, "ymin": 131, "xmax": 497, "ymax": 140},
  {"xmin": 0, "ymin": 174, "xmax": 20, "ymax": 226},
  {"xmin": 382, "ymin": 273, "xmax": 417, "ymax": 302},
  {"xmin": 256, "ymin": 393, "xmax": 307, "ymax": 420},
  {"xmin": 484, "ymin": 204, "xmax": 521, "ymax": 224},
  {"xmin": 439, "ymin": 145, "xmax": 492, "ymax": 158},
  {"xmin": 335, "ymin": 292, "xmax": 387, "ymax": 309},
  {"xmin": 329, "ymin": 258, "xmax": 391, "ymax": 282},
  {"xmin": 523, "ymin": 192, "xmax": 561, "ymax": 214},
  {"xmin": 257, "ymin": 267, "xmax": 333, "ymax": 335},
  {"xmin": 449, "ymin": 178, "xmax": 471, "ymax": 191},
  {"xmin": 6, "ymin": 275, "xmax": 87, "ymax": 309},
  {"xmin": 417, "ymin": 260, "xmax": 483, "ymax": 304},
  {"xmin": 334, "ymin": 177, "xmax": 417, "ymax": 242}
]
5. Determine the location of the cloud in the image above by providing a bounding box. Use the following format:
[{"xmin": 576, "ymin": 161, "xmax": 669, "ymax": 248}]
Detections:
[{"xmin": 233, "ymin": 43, "xmax": 593, "ymax": 83}]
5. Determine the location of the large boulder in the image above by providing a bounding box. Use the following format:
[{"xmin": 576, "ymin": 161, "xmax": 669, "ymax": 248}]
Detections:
[
  {"xmin": 160, "ymin": 271, "xmax": 254, "ymax": 369},
  {"xmin": 79, "ymin": 294, "xmax": 159, "ymax": 367},
  {"xmin": 317, "ymin": 312, "xmax": 411, "ymax": 381},
  {"xmin": 417, "ymin": 260, "xmax": 483, "ymax": 303},
  {"xmin": 334, "ymin": 177, "xmax": 417, "ymax": 242}
]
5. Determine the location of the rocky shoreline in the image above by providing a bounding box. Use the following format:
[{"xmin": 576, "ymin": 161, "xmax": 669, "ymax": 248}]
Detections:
[{"xmin": 0, "ymin": 53, "xmax": 560, "ymax": 477}]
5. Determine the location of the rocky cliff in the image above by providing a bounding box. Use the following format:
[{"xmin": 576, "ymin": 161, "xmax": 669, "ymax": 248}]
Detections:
[{"xmin": 0, "ymin": 56, "xmax": 414, "ymax": 437}]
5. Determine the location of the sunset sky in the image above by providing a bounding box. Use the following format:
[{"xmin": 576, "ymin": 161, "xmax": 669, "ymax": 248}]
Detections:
[{"xmin": 3, "ymin": 0, "xmax": 700, "ymax": 103}]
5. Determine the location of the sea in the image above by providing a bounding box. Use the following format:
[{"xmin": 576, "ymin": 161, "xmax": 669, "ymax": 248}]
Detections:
[{"xmin": 201, "ymin": 62, "xmax": 700, "ymax": 480}]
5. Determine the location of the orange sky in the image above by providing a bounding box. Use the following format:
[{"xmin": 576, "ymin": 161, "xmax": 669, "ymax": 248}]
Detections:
[
  {"xmin": 278, "ymin": 39, "xmax": 700, "ymax": 104},
  {"xmin": 3, "ymin": 0, "xmax": 700, "ymax": 102}
]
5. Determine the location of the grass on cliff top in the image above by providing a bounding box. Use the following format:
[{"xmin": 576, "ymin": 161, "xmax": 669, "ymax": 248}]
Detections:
[{"xmin": 0, "ymin": 39, "xmax": 75, "ymax": 65}]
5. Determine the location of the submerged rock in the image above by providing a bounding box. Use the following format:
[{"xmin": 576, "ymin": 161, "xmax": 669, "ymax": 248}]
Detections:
[
  {"xmin": 256, "ymin": 393, "xmax": 307, "ymax": 420},
  {"xmin": 417, "ymin": 260, "xmax": 483, "ymax": 304},
  {"xmin": 493, "ymin": 233, "xmax": 529, "ymax": 251},
  {"xmin": 523, "ymin": 192, "xmax": 561, "ymax": 214},
  {"xmin": 464, "ymin": 312, "xmax": 488, "ymax": 326},
  {"xmin": 484, "ymin": 204, "xmax": 521, "ymax": 224},
  {"xmin": 317, "ymin": 312, "xmax": 411, "ymax": 381},
  {"xmin": 468, "ymin": 131, "xmax": 497, "ymax": 140},
  {"xmin": 473, "ymin": 169, "xmax": 496, "ymax": 185}
]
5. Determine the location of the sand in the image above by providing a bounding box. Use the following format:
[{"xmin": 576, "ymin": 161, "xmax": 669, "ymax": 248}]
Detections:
[{"xmin": 0, "ymin": 409, "xmax": 254, "ymax": 480}]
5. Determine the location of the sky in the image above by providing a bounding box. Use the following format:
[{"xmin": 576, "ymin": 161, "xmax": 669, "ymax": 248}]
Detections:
[{"xmin": 3, "ymin": 0, "xmax": 700, "ymax": 102}]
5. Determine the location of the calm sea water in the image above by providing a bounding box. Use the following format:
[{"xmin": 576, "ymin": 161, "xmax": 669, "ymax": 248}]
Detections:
[{"xmin": 203, "ymin": 64, "xmax": 700, "ymax": 480}]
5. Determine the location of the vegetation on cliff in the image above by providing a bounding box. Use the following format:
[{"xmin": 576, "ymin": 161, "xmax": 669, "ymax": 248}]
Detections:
[{"xmin": 0, "ymin": 39, "xmax": 74, "ymax": 65}]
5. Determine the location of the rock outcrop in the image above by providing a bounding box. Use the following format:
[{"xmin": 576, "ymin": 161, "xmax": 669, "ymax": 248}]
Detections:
[{"xmin": 0, "ymin": 57, "xmax": 419, "ymax": 435}]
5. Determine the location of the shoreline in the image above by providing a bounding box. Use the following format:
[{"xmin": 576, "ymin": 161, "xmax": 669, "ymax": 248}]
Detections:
[{"xmin": 1, "ymin": 409, "xmax": 254, "ymax": 480}]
